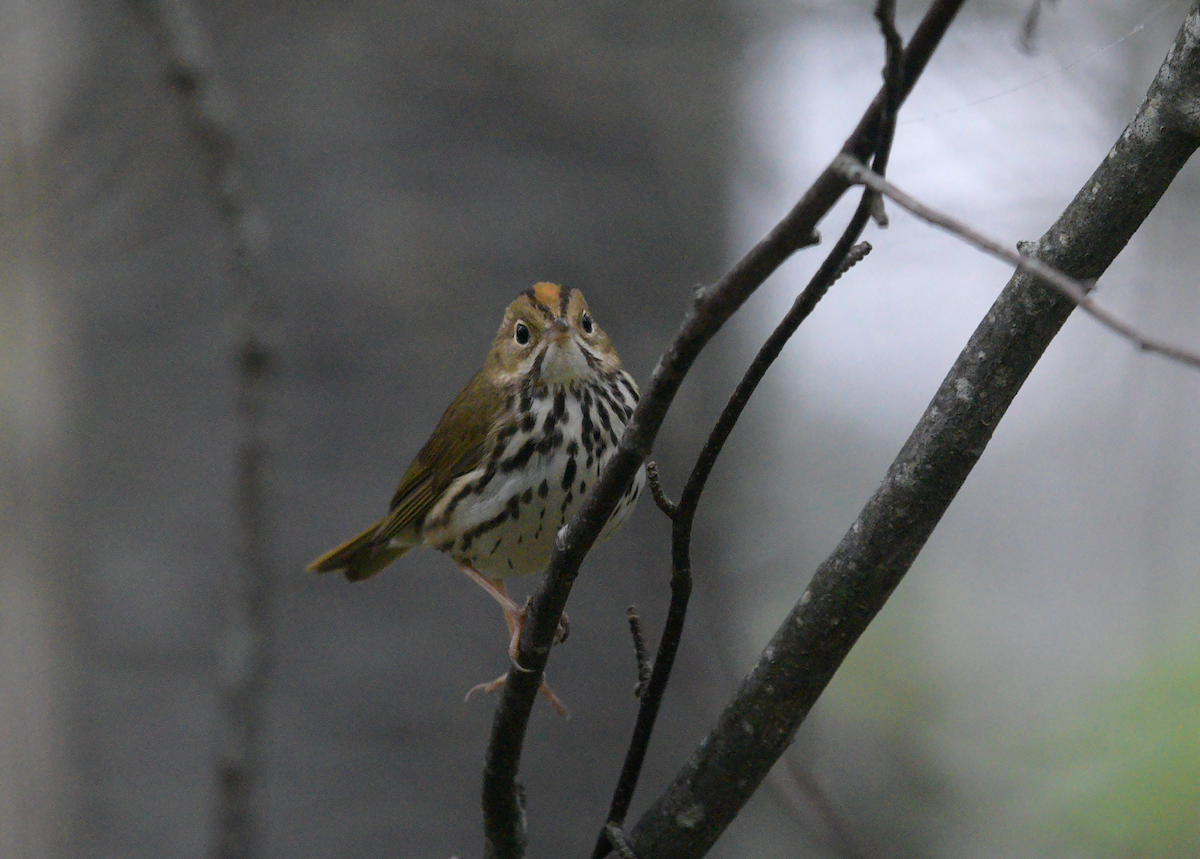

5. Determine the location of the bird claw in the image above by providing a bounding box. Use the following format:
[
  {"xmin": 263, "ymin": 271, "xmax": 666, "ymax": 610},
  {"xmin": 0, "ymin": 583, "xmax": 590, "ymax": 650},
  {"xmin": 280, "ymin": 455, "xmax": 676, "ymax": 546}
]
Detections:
[
  {"xmin": 508, "ymin": 618, "xmax": 533, "ymax": 672},
  {"xmin": 464, "ymin": 672, "xmax": 570, "ymax": 718},
  {"xmin": 465, "ymin": 673, "xmax": 510, "ymax": 701},
  {"xmin": 507, "ymin": 603, "xmax": 570, "ymax": 670}
]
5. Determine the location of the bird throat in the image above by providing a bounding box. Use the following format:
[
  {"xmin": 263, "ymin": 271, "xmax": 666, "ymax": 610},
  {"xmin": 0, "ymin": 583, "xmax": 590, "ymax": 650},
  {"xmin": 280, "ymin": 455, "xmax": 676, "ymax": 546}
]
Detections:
[{"xmin": 539, "ymin": 336, "xmax": 593, "ymax": 386}]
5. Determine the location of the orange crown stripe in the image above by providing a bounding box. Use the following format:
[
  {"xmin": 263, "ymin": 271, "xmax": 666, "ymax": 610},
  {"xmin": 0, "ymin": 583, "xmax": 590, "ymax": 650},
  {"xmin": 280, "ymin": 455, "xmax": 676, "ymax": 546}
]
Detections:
[{"xmin": 531, "ymin": 282, "xmax": 562, "ymax": 309}]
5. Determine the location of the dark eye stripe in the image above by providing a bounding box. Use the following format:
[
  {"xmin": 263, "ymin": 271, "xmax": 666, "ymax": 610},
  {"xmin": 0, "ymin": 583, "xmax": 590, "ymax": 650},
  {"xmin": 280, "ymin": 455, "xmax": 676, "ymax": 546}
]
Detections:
[{"xmin": 580, "ymin": 344, "xmax": 602, "ymax": 370}]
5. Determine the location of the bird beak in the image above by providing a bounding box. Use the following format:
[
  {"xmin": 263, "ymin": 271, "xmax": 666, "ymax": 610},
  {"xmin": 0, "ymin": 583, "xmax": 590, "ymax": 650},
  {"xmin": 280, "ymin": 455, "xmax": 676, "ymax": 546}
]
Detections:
[{"xmin": 551, "ymin": 317, "xmax": 570, "ymax": 341}]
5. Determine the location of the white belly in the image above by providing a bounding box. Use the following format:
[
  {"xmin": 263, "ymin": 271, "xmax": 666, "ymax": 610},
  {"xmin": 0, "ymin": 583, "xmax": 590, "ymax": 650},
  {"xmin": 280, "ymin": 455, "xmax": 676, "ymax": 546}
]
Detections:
[{"xmin": 422, "ymin": 376, "xmax": 644, "ymax": 578}]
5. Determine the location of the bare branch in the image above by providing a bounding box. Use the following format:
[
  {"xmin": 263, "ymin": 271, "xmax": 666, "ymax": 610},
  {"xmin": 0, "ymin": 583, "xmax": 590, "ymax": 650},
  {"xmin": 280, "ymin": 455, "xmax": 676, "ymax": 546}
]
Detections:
[
  {"xmin": 644, "ymin": 461, "xmax": 677, "ymax": 519},
  {"xmin": 591, "ymin": 206, "xmax": 877, "ymax": 859},
  {"xmin": 834, "ymin": 155, "xmax": 1200, "ymax": 371},
  {"xmin": 836, "ymin": 242, "xmax": 873, "ymax": 277},
  {"xmin": 591, "ymin": 29, "xmax": 899, "ymax": 859},
  {"xmin": 626, "ymin": 607, "xmax": 652, "ymax": 698},
  {"xmin": 133, "ymin": 3, "xmax": 275, "ymax": 858},
  {"xmin": 591, "ymin": 558, "xmax": 692, "ymax": 859},
  {"xmin": 588, "ymin": 4, "xmax": 907, "ymax": 855},
  {"xmin": 868, "ymin": 0, "xmax": 905, "ymax": 225},
  {"xmin": 626, "ymin": 4, "xmax": 1200, "ymax": 857},
  {"xmin": 605, "ymin": 825, "xmax": 640, "ymax": 859},
  {"xmin": 479, "ymin": 2, "xmax": 969, "ymax": 855}
]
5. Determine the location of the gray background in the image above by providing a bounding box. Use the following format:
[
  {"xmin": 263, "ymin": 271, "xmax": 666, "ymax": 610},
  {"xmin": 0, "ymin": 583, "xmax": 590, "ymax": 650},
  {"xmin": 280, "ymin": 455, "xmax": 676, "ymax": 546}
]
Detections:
[
  {"xmin": 5, "ymin": 1, "xmax": 1200, "ymax": 858},
  {"xmin": 5, "ymin": 1, "xmax": 737, "ymax": 856}
]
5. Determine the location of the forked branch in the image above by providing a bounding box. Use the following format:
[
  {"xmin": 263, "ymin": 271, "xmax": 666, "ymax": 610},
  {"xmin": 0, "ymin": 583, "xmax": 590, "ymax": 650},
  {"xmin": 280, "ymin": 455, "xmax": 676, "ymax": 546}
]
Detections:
[
  {"xmin": 834, "ymin": 155, "xmax": 1200, "ymax": 370},
  {"xmin": 480, "ymin": 0, "xmax": 970, "ymax": 856},
  {"xmin": 592, "ymin": 4, "xmax": 901, "ymax": 855},
  {"xmin": 625, "ymin": 4, "xmax": 1200, "ymax": 856}
]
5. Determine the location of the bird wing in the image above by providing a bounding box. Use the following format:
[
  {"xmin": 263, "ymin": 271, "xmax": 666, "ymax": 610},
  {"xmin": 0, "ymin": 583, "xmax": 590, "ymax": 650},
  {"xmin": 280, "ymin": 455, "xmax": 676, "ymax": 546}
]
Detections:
[{"xmin": 375, "ymin": 369, "xmax": 507, "ymax": 543}]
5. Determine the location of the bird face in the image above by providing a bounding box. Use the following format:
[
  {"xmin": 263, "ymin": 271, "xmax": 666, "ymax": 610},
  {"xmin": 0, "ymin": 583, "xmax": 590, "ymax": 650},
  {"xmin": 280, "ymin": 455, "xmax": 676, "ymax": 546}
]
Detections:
[{"xmin": 489, "ymin": 282, "xmax": 622, "ymax": 385}]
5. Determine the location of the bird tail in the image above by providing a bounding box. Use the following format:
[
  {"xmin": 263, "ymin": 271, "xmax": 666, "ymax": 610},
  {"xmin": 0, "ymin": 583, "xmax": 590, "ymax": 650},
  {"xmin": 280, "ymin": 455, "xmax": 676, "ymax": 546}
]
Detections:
[{"xmin": 306, "ymin": 520, "xmax": 411, "ymax": 582}]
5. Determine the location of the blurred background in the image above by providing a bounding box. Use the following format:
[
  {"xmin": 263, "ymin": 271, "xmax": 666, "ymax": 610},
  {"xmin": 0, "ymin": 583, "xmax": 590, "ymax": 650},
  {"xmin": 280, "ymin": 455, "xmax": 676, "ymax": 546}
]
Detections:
[{"xmin": 3, "ymin": 1, "xmax": 1198, "ymax": 857}]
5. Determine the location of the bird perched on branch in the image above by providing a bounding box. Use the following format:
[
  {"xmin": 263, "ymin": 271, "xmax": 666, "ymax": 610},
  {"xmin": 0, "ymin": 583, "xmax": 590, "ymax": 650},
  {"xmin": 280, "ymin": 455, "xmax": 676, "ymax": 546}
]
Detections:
[{"xmin": 308, "ymin": 282, "xmax": 646, "ymax": 715}]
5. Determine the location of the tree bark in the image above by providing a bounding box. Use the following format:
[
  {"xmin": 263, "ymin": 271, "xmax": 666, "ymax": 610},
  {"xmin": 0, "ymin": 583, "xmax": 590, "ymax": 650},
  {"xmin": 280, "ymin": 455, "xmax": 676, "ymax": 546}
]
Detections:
[{"xmin": 628, "ymin": 3, "xmax": 1200, "ymax": 857}]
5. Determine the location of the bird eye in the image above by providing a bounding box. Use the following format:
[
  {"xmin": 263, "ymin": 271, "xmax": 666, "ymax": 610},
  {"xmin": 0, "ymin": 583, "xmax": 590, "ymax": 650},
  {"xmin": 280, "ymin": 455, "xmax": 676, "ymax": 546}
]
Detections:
[
  {"xmin": 514, "ymin": 321, "xmax": 531, "ymax": 345},
  {"xmin": 581, "ymin": 312, "xmax": 594, "ymax": 334}
]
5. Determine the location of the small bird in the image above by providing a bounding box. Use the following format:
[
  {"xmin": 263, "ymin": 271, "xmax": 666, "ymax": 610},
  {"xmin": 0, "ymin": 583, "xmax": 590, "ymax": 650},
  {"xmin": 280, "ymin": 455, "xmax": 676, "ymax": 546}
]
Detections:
[{"xmin": 308, "ymin": 283, "xmax": 646, "ymax": 714}]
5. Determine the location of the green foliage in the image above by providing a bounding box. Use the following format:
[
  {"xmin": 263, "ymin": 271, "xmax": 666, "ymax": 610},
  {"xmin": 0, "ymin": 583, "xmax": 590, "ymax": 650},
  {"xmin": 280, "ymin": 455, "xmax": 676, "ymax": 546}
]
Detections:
[
  {"xmin": 822, "ymin": 577, "xmax": 944, "ymax": 731},
  {"xmin": 1035, "ymin": 647, "xmax": 1200, "ymax": 858}
]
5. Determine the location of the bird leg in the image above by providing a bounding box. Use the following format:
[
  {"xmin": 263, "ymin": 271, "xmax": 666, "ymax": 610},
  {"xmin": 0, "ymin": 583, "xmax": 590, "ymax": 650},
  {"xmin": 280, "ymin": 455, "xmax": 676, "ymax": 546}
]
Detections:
[
  {"xmin": 457, "ymin": 563, "xmax": 571, "ymax": 716},
  {"xmin": 457, "ymin": 565, "xmax": 570, "ymax": 670}
]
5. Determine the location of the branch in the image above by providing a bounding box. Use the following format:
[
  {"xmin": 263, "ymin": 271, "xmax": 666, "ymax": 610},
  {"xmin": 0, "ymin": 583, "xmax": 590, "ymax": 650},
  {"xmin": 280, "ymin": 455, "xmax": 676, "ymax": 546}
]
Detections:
[
  {"xmin": 834, "ymin": 154, "xmax": 1200, "ymax": 370},
  {"xmin": 866, "ymin": 0, "xmax": 904, "ymax": 226},
  {"xmin": 604, "ymin": 825, "xmax": 640, "ymax": 859},
  {"xmin": 480, "ymin": 2, "xmax": 969, "ymax": 855},
  {"xmin": 626, "ymin": 607, "xmax": 652, "ymax": 698},
  {"xmin": 591, "ymin": 4, "xmax": 901, "ymax": 854},
  {"xmin": 626, "ymin": 3, "xmax": 1200, "ymax": 857},
  {"xmin": 134, "ymin": 2, "xmax": 275, "ymax": 858},
  {"xmin": 592, "ymin": 226, "xmax": 875, "ymax": 859},
  {"xmin": 644, "ymin": 461, "xmax": 677, "ymax": 519}
]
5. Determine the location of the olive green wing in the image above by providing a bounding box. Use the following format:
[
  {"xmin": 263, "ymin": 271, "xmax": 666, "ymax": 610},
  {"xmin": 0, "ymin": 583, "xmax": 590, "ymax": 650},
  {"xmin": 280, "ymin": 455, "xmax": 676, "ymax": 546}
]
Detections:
[
  {"xmin": 307, "ymin": 370, "xmax": 506, "ymax": 582},
  {"xmin": 376, "ymin": 369, "xmax": 508, "ymax": 543}
]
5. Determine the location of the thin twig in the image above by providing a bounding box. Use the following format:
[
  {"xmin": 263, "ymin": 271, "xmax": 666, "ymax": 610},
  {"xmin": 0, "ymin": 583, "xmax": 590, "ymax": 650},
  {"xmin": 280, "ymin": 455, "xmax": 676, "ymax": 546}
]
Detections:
[
  {"xmin": 627, "ymin": 5, "xmax": 1200, "ymax": 856},
  {"xmin": 777, "ymin": 759, "xmax": 872, "ymax": 859},
  {"xmin": 834, "ymin": 155, "xmax": 1200, "ymax": 370},
  {"xmin": 644, "ymin": 461, "xmax": 677, "ymax": 519},
  {"xmin": 604, "ymin": 825, "xmax": 640, "ymax": 859},
  {"xmin": 869, "ymin": 0, "xmax": 905, "ymax": 226},
  {"xmin": 590, "ymin": 5, "xmax": 904, "ymax": 854},
  {"xmin": 626, "ymin": 607, "xmax": 651, "ymax": 698},
  {"xmin": 480, "ymin": 2, "xmax": 968, "ymax": 856},
  {"xmin": 835, "ymin": 242, "xmax": 873, "ymax": 278},
  {"xmin": 593, "ymin": 198, "xmax": 878, "ymax": 859}
]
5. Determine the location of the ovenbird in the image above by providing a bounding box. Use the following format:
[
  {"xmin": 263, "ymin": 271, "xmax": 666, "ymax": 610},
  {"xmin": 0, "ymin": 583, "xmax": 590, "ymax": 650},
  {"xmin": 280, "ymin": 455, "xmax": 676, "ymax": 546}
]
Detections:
[{"xmin": 308, "ymin": 283, "xmax": 646, "ymax": 714}]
